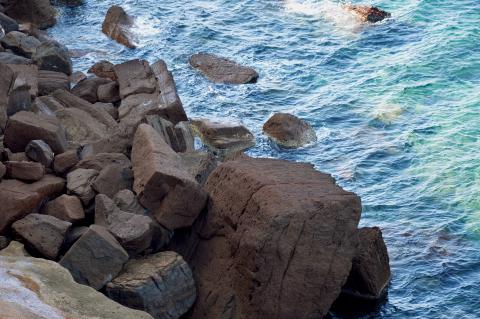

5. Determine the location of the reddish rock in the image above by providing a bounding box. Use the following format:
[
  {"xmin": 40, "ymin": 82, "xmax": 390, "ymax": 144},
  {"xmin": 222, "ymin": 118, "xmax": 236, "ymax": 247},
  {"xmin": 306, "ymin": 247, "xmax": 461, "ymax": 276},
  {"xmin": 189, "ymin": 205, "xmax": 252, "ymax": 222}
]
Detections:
[
  {"xmin": 87, "ymin": 60, "xmax": 116, "ymax": 81},
  {"xmin": 5, "ymin": 0, "xmax": 57, "ymax": 29},
  {"xmin": 5, "ymin": 161, "xmax": 45, "ymax": 181},
  {"xmin": 7, "ymin": 64, "xmax": 38, "ymax": 98},
  {"xmin": 32, "ymin": 41, "xmax": 72, "ymax": 75},
  {"xmin": 66, "ymin": 168, "xmax": 99, "ymax": 205},
  {"xmin": 344, "ymin": 5, "xmax": 391, "ymax": 23},
  {"xmin": 92, "ymin": 164, "xmax": 133, "ymax": 198},
  {"xmin": 97, "ymin": 81, "xmax": 120, "ymax": 103},
  {"xmin": 114, "ymin": 59, "xmax": 156, "ymax": 99},
  {"xmin": 1, "ymin": 31, "xmax": 40, "ymax": 58},
  {"xmin": 102, "ymin": 6, "xmax": 136, "ymax": 49},
  {"xmin": 70, "ymin": 71, "xmax": 87, "ymax": 85},
  {"xmin": 0, "ymin": 63, "xmax": 15, "ymax": 132},
  {"xmin": 263, "ymin": 113, "xmax": 317, "ymax": 148},
  {"xmin": 71, "ymin": 77, "xmax": 112, "ymax": 103},
  {"xmin": 76, "ymin": 152, "xmax": 131, "ymax": 171},
  {"xmin": 43, "ymin": 194, "xmax": 85, "ymax": 223},
  {"xmin": 180, "ymin": 151, "xmax": 218, "ymax": 185},
  {"xmin": 53, "ymin": 149, "xmax": 79, "ymax": 175},
  {"xmin": 37, "ymin": 70, "xmax": 70, "ymax": 95},
  {"xmin": 142, "ymin": 115, "xmax": 194, "ymax": 153}
]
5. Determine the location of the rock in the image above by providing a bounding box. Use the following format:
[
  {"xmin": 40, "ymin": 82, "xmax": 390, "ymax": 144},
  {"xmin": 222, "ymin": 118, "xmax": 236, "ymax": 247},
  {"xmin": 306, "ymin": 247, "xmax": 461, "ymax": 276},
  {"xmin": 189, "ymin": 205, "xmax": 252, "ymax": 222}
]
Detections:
[
  {"xmin": 18, "ymin": 22, "xmax": 53, "ymax": 42},
  {"xmin": 25, "ymin": 139, "xmax": 54, "ymax": 167},
  {"xmin": 180, "ymin": 151, "xmax": 218, "ymax": 185},
  {"xmin": 64, "ymin": 225, "xmax": 88, "ymax": 248},
  {"xmin": 0, "ymin": 51, "xmax": 33, "ymax": 65},
  {"xmin": 66, "ymin": 168, "xmax": 99, "ymax": 205},
  {"xmin": 189, "ymin": 53, "xmax": 259, "ymax": 84},
  {"xmin": 106, "ymin": 251, "xmax": 196, "ymax": 319},
  {"xmin": 4, "ymin": 111, "xmax": 68, "ymax": 153},
  {"xmin": 0, "ymin": 174, "xmax": 65, "ymax": 234},
  {"xmin": 5, "ymin": 76, "xmax": 32, "ymax": 116},
  {"xmin": 43, "ymin": 194, "xmax": 85, "ymax": 223},
  {"xmin": 53, "ymin": 148, "xmax": 79, "ymax": 174},
  {"xmin": 97, "ymin": 81, "xmax": 120, "ymax": 103},
  {"xmin": 0, "ymin": 241, "xmax": 30, "ymax": 256},
  {"xmin": 33, "ymin": 41, "xmax": 72, "ymax": 75},
  {"xmin": 7, "ymin": 64, "xmax": 38, "ymax": 98},
  {"xmin": 118, "ymin": 92, "xmax": 158, "ymax": 123},
  {"xmin": 344, "ymin": 5, "xmax": 391, "ymax": 23},
  {"xmin": 60, "ymin": 224, "xmax": 129, "ymax": 290},
  {"xmin": 0, "ymin": 236, "xmax": 11, "ymax": 250},
  {"xmin": 95, "ymin": 102, "xmax": 118, "ymax": 120},
  {"xmin": 114, "ymin": 59, "xmax": 156, "ymax": 99},
  {"xmin": 0, "ymin": 12, "xmax": 19, "ymax": 33},
  {"xmin": 191, "ymin": 119, "xmax": 255, "ymax": 155},
  {"xmin": 263, "ymin": 113, "xmax": 317, "ymax": 148},
  {"xmin": 1, "ymin": 31, "xmax": 40, "ymax": 58},
  {"xmin": 341, "ymin": 227, "xmax": 391, "ymax": 300},
  {"xmin": 32, "ymin": 95, "xmax": 64, "ymax": 115},
  {"xmin": 0, "ymin": 255, "xmax": 153, "ymax": 318},
  {"xmin": 12, "ymin": 213, "xmax": 71, "ymax": 259},
  {"xmin": 92, "ymin": 164, "xmax": 133, "ymax": 198},
  {"xmin": 102, "ymin": 5, "xmax": 136, "ymax": 48},
  {"xmin": 70, "ymin": 71, "xmax": 87, "ymax": 85},
  {"xmin": 132, "ymin": 124, "xmax": 208, "ymax": 230},
  {"xmin": 95, "ymin": 194, "xmax": 154, "ymax": 256},
  {"xmin": 88, "ymin": 60, "xmax": 116, "ymax": 80},
  {"xmin": 142, "ymin": 115, "xmax": 194, "ymax": 153},
  {"xmin": 76, "ymin": 152, "xmax": 131, "ymax": 171},
  {"xmin": 71, "ymin": 77, "xmax": 111, "ymax": 103},
  {"xmin": 5, "ymin": 160, "xmax": 45, "ymax": 181},
  {"xmin": 5, "ymin": 0, "xmax": 57, "ymax": 29},
  {"xmin": 113, "ymin": 189, "xmax": 146, "ymax": 215},
  {"xmin": 0, "ymin": 162, "xmax": 5, "ymax": 179},
  {"xmin": 181, "ymin": 157, "xmax": 362, "ymax": 319},
  {"xmin": 0, "ymin": 63, "xmax": 15, "ymax": 131},
  {"xmin": 38, "ymin": 70, "xmax": 69, "ymax": 95}
]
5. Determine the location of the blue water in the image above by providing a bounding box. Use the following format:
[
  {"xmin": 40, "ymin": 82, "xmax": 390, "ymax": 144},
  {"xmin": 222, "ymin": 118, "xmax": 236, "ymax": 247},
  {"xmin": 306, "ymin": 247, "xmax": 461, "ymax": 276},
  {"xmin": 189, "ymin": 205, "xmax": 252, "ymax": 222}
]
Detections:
[{"xmin": 50, "ymin": 0, "xmax": 480, "ymax": 317}]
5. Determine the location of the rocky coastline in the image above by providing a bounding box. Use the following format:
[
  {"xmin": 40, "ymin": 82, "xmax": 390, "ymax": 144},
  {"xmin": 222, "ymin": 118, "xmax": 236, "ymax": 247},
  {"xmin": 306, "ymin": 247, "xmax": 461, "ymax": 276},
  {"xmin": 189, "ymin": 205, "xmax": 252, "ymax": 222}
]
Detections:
[{"xmin": 0, "ymin": 1, "xmax": 391, "ymax": 318}]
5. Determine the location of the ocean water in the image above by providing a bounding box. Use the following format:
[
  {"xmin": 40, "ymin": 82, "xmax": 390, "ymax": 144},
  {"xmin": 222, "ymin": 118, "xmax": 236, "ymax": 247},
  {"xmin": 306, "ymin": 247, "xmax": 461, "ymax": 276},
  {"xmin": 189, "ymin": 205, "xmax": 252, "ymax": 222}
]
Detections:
[{"xmin": 49, "ymin": 0, "xmax": 480, "ymax": 318}]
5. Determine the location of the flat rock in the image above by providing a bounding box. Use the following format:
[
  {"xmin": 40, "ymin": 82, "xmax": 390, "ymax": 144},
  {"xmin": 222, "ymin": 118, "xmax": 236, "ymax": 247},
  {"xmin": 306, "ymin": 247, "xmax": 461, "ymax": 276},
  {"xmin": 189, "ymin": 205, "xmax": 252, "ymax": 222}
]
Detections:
[
  {"xmin": 189, "ymin": 53, "xmax": 258, "ymax": 84},
  {"xmin": 5, "ymin": 0, "xmax": 57, "ymax": 29},
  {"xmin": 12, "ymin": 213, "xmax": 71, "ymax": 259},
  {"xmin": 66, "ymin": 168, "xmax": 99, "ymax": 205},
  {"xmin": 344, "ymin": 5, "xmax": 391, "ymax": 23},
  {"xmin": 5, "ymin": 160, "xmax": 45, "ymax": 181},
  {"xmin": 43, "ymin": 194, "xmax": 85, "ymax": 223},
  {"xmin": 114, "ymin": 59, "xmax": 157, "ymax": 99},
  {"xmin": 131, "ymin": 124, "xmax": 208, "ymax": 230},
  {"xmin": 263, "ymin": 113, "xmax": 317, "ymax": 148},
  {"xmin": 25, "ymin": 139, "xmax": 54, "ymax": 167},
  {"xmin": 1, "ymin": 31, "xmax": 40, "ymax": 58},
  {"xmin": 38, "ymin": 70, "xmax": 69, "ymax": 95},
  {"xmin": 60, "ymin": 224, "xmax": 129, "ymax": 290},
  {"xmin": 102, "ymin": 5, "xmax": 137, "ymax": 48},
  {"xmin": 33, "ymin": 41, "xmax": 72, "ymax": 75},
  {"xmin": 106, "ymin": 251, "xmax": 196, "ymax": 319}
]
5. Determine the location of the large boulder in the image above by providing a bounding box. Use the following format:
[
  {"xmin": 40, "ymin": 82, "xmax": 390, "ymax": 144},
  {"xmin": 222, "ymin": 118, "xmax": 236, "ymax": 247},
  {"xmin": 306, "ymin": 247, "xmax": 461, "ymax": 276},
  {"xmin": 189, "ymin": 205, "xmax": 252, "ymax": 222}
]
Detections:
[
  {"xmin": 114, "ymin": 59, "xmax": 157, "ymax": 99},
  {"xmin": 142, "ymin": 115, "xmax": 194, "ymax": 153},
  {"xmin": 0, "ymin": 175, "xmax": 65, "ymax": 234},
  {"xmin": 12, "ymin": 213, "xmax": 71, "ymax": 259},
  {"xmin": 5, "ymin": 160, "xmax": 45, "ymax": 181},
  {"xmin": 263, "ymin": 113, "xmax": 317, "ymax": 148},
  {"xmin": 88, "ymin": 60, "xmax": 116, "ymax": 80},
  {"xmin": 5, "ymin": 0, "xmax": 57, "ymax": 29},
  {"xmin": 71, "ymin": 77, "xmax": 112, "ymax": 103},
  {"xmin": 189, "ymin": 53, "xmax": 258, "ymax": 84},
  {"xmin": 43, "ymin": 194, "xmax": 85, "ymax": 223},
  {"xmin": 97, "ymin": 81, "xmax": 120, "ymax": 103},
  {"xmin": 181, "ymin": 157, "xmax": 362, "ymax": 319},
  {"xmin": 59, "ymin": 224, "xmax": 129, "ymax": 290},
  {"xmin": 38, "ymin": 70, "xmax": 70, "ymax": 95},
  {"xmin": 344, "ymin": 5, "xmax": 391, "ymax": 23},
  {"xmin": 92, "ymin": 164, "xmax": 133, "ymax": 198},
  {"xmin": 102, "ymin": 5, "xmax": 136, "ymax": 48},
  {"xmin": 0, "ymin": 63, "xmax": 15, "ymax": 132},
  {"xmin": 0, "ymin": 255, "xmax": 153, "ymax": 318},
  {"xmin": 32, "ymin": 41, "xmax": 72, "ymax": 75},
  {"xmin": 1, "ymin": 31, "xmax": 41, "ymax": 58},
  {"xmin": 7, "ymin": 64, "xmax": 39, "ymax": 98},
  {"xmin": 106, "ymin": 251, "xmax": 196, "ymax": 319},
  {"xmin": 131, "ymin": 124, "xmax": 208, "ymax": 230},
  {"xmin": 4, "ymin": 111, "xmax": 68, "ymax": 153},
  {"xmin": 180, "ymin": 151, "xmax": 217, "ymax": 185}
]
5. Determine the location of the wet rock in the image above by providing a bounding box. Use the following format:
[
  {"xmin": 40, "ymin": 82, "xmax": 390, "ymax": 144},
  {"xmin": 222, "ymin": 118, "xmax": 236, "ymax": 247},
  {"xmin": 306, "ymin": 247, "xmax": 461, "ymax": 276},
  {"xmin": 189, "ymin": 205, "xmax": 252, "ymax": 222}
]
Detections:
[
  {"xmin": 189, "ymin": 53, "xmax": 259, "ymax": 84},
  {"xmin": 180, "ymin": 151, "xmax": 218, "ymax": 185},
  {"xmin": 12, "ymin": 213, "xmax": 71, "ymax": 259},
  {"xmin": 97, "ymin": 81, "xmax": 120, "ymax": 103},
  {"xmin": 191, "ymin": 118, "xmax": 255, "ymax": 155},
  {"xmin": 0, "ymin": 12, "xmax": 19, "ymax": 33},
  {"xmin": 43, "ymin": 194, "xmax": 85, "ymax": 223},
  {"xmin": 114, "ymin": 59, "xmax": 156, "ymax": 99},
  {"xmin": 71, "ymin": 77, "xmax": 112, "ymax": 103},
  {"xmin": 132, "ymin": 124, "xmax": 208, "ymax": 230},
  {"xmin": 341, "ymin": 227, "xmax": 391, "ymax": 300},
  {"xmin": 106, "ymin": 251, "xmax": 196, "ymax": 319},
  {"xmin": 0, "ymin": 51, "xmax": 33, "ymax": 64},
  {"xmin": 53, "ymin": 148, "xmax": 79, "ymax": 174},
  {"xmin": 344, "ymin": 5, "xmax": 391, "ymax": 23},
  {"xmin": 5, "ymin": 0, "xmax": 57, "ymax": 29},
  {"xmin": 102, "ymin": 5, "xmax": 136, "ymax": 49},
  {"xmin": 1, "ymin": 31, "xmax": 40, "ymax": 58},
  {"xmin": 92, "ymin": 164, "xmax": 133, "ymax": 198},
  {"xmin": 88, "ymin": 60, "xmax": 116, "ymax": 81},
  {"xmin": 0, "ymin": 174, "xmax": 64, "ymax": 234},
  {"xmin": 38, "ymin": 70, "xmax": 69, "ymax": 95},
  {"xmin": 182, "ymin": 157, "xmax": 361, "ymax": 319},
  {"xmin": 263, "ymin": 113, "xmax": 317, "ymax": 148},
  {"xmin": 25, "ymin": 139, "xmax": 54, "ymax": 167},
  {"xmin": 7, "ymin": 64, "xmax": 38, "ymax": 98},
  {"xmin": 33, "ymin": 41, "xmax": 72, "ymax": 75},
  {"xmin": 66, "ymin": 168, "xmax": 99, "ymax": 205},
  {"xmin": 4, "ymin": 111, "xmax": 68, "ymax": 153},
  {"xmin": 5, "ymin": 160, "xmax": 45, "ymax": 181}
]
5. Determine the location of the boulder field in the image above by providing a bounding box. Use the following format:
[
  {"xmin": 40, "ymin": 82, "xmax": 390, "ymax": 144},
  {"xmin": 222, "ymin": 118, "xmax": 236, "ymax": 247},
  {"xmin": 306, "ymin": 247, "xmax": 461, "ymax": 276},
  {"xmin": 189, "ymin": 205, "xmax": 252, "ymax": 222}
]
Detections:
[{"xmin": 0, "ymin": 2, "xmax": 391, "ymax": 319}]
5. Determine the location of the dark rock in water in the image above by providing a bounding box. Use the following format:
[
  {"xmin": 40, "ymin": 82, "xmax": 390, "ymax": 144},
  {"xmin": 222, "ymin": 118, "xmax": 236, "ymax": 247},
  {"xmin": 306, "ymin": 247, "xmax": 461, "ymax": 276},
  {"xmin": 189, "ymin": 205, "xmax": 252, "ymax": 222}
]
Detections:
[
  {"xmin": 92, "ymin": 164, "xmax": 133, "ymax": 198},
  {"xmin": 4, "ymin": 111, "xmax": 68, "ymax": 153},
  {"xmin": 341, "ymin": 227, "xmax": 391, "ymax": 300},
  {"xmin": 71, "ymin": 77, "xmax": 111, "ymax": 103},
  {"xmin": 66, "ymin": 168, "xmax": 99, "ymax": 205},
  {"xmin": 131, "ymin": 124, "xmax": 208, "ymax": 230},
  {"xmin": 88, "ymin": 60, "xmax": 116, "ymax": 81},
  {"xmin": 53, "ymin": 148, "xmax": 80, "ymax": 175},
  {"xmin": 0, "ymin": 51, "xmax": 32, "ymax": 65},
  {"xmin": 43, "ymin": 194, "xmax": 85, "ymax": 223},
  {"xmin": 1, "ymin": 31, "xmax": 41, "ymax": 58},
  {"xmin": 12, "ymin": 213, "xmax": 71, "ymax": 259},
  {"xmin": 114, "ymin": 59, "xmax": 156, "ymax": 99},
  {"xmin": 102, "ymin": 5, "xmax": 136, "ymax": 49},
  {"xmin": 0, "ymin": 174, "xmax": 65, "ymax": 234},
  {"xmin": 179, "ymin": 157, "xmax": 361, "ymax": 319},
  {"xmin": 25, "ymin": 139, "xmax": 54, "ymax": 167},
  {"xmin": 106, "ymin": 251, "xmax": 196, "ymax": 319},
  {"xmin": 344, "ymin": 5, "xmax": 391, "ymax": 23},
  {"xmin": 189, "ymin": 53, "xmax": 259, "ymax": 84},
  {"xmin": 5, "ymin": 0, "xmax": 57, "ymax": 29},
  {"xmin": 0, "ymin": 12, "xmax": 19, "ymax": 33},
  {"xmin": 5, "ymin": 160, "xmax": 45, "ymax": 181},
  {"xmin": 38, "ymin": 70, "xmax": 70, "ymax": 95},
  {"xmin": 60, "ymin": 224, "xmax": 129, "ymax": 290},
  {"xmin": 191, "ymin": 118, "xmax": 255, "ymax": 155},
  {"xmin": 263, "ymin": 113, "xmax": 317, "ymax": 148},
  {"xmin": 33, "ymin": 41, "xmax": 73, "ymax": 75}
]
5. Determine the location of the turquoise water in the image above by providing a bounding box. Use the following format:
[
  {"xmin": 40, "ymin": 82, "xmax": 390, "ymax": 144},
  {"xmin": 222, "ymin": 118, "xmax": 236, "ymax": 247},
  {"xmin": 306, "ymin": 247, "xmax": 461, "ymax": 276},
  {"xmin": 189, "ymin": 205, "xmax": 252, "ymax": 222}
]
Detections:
[{"xmin": 50, "ymin": 0, "xmax": 480, "ymax": 317}]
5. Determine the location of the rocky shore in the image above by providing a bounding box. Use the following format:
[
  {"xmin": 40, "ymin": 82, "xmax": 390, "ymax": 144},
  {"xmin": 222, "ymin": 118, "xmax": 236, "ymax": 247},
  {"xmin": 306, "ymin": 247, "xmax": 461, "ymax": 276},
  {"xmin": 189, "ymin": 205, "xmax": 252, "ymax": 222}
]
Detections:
[{"xmin": 0, "ymin": 1, "xmax": 391, "ymax": 318}]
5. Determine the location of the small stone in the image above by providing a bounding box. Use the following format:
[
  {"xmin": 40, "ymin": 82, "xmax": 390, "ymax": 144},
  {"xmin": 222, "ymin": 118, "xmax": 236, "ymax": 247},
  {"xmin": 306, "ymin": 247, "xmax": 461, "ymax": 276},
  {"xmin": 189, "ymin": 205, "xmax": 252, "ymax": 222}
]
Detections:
[
  {"xmin": 25, "ymin": 140, "xmax": 54, "ymax": 167},
  {"xmin": 66, "ymin": 168, "xmax": 99, "ymax": 205},
  {"xmin": 53, "ymin": 149, "xmax": 80, "ymax": 175},
  {"xmin": 88, "ymin": 60, "xmax": 116, "ymax": 80},
  {"xmin": 263, "ymin": 113, "xmax": 317, "ymax": 148},
  {"xmin": 5, "ymin": 161, "xmax": 45, "ymax": 181},
  {"xmin": 92, "ymin": 164, "xmax": 133, "ymax": 198},
  {"xmin": 43, "ymin": 194, "xmax": 85, "ymax": 223},
  {"xmin": 97, "ymin": 81, "xmax": 120, "ymax": 103}
]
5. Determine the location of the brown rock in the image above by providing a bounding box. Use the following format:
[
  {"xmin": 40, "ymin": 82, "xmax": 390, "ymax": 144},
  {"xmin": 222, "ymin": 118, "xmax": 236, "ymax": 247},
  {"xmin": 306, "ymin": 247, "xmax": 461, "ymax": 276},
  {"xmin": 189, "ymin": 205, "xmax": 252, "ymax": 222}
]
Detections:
[
  {"xmin": 5, "ymin": 76, "xmax": 32, "ymax": 117},
  {"xmin": 53, "ymin": 148, "xmax": 79, "ymax": 175},
  {"xmin": 59, "ymin": 224, "xmax": 129, "ymax": 290},
  {"xmin": 7, "ymin": 64, "xmax": 38, "ymax": 98},
  {"xmin": 106, "ymin": 251, "xmax": 196, "ymax": 319},
  {"xmin": 25, "ymin": 139, "xmax": 54, "ymax": 167},
  {"xmin": 0, "ymin": 63, "xmax": 15, "ymax": 132},
  {"xmin": 5, "ymin": 0, "xmax": 57, "ymax": 29},
  {"xmin": 38, "ymin": 70, "xmax": 70, "ymax": 95},
  {"xmin": 0, "ymin": 52, "xmax": 33, "ymax": 65},
  {"xmin": 182, "ymin": 157, "xmax": 361, "ymax": 319},
  {"xmin": 344, "ymin": 5, "xmax": 391, "ymax": 23},
  {"xmin": 94, "ymin": 102, "xmax": 118, "ymax": 120},
  {"xmin": 1, "ymin": 31, "xmax": 40, "ymax": 58},
  {"xmin": 263, "ymin": 113, "xmax": 317, "ymax": 148},
  {"xmin": 92, "ymin": 164, "xmax": 133, "ymax": 198},
  {"xmin": 180, "ymin": 151, "xmax": 218, "ymax": 185},
  {"xmin": 70, "ymin": 70, "xmax": 87, "ymax": 85},
  {"xmin": 12, "ymin": 213, "xmax": 71, "ymax": 259},
  {"xmin": 88, "ymin": 60, "xmax": 116, "ymax": 81},
  {"xmin": 5, "ymin": 160, "xmax": 45, "ymax": 181},
  {"xmin": 189, "ymin": 53, "xmax": 258, "ymax": 84},
  {"xmin": 76, "ymin": 152, "xmax": 131, "ymax": 171},
  {"xmin": 131, "ymin": 124, "xmax": 208, "ymax": 230},
  {"xmin": 71, "ymin": 77, "xmax": 112, "ymax": 103},
  {"xmin": 32, "ymin": 95, "xmax": 64, "ymax": 114},
  {"xmin": 142, "ymin": 115, "xmax": 194, "ymax": 153},
  {"xmin": 66, "ymin": 168, "xmax": 99, "ymax": 205},
  {"xmin": 4, "ymin": 111, "xmax": 68, "ymax": 153},
  {"xmin": 102, "ymin": 6, "xmax": 136, "ymax": 49},
  {"xmin": 0, "ymin": 162, "xmax": 6, "ymax": 180},
  {"xmin": 43, "ymin": 194, "xmax": 85, "ymax": 223},
  {"xmin": 114, "ymin": 59, "xmax": 156, "ymax": 99},
  {"xmin": 97, "ymin": 81, "xmax": 120, "ymax": 103},
  {"xmin": 32, "ymin": 41, "xmax": 72, "ymax": 75}
]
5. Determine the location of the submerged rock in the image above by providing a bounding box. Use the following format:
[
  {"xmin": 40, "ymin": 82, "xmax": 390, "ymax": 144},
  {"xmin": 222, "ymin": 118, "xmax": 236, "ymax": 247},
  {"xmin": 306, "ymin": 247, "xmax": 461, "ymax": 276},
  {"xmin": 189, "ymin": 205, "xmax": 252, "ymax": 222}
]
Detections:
[
  {"xmin": 344, "ymin": 5, "xmax": 391, "ymax": 23},
  {"xmin": 263, "ymin": 113, "xmax": 317, "ymax": 148},
  {"xmin": 102, "ymin": 5, "xmax": 137, "ymax": 48}
]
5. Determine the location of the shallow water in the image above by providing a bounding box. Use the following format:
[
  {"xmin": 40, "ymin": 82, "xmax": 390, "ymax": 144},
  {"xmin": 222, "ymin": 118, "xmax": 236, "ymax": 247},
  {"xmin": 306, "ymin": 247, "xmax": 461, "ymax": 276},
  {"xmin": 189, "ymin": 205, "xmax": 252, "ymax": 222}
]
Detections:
[{"xmin": 49, "ymin": 0, "xmax": 480, "ymax": 317}]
